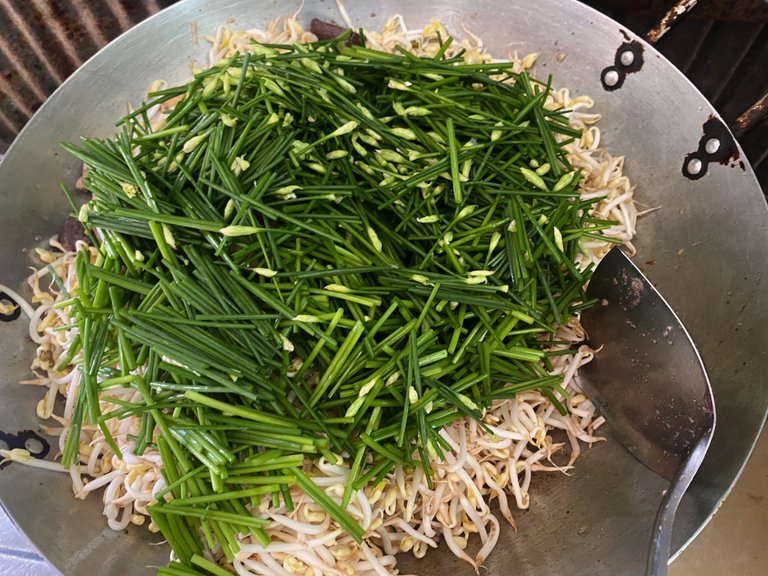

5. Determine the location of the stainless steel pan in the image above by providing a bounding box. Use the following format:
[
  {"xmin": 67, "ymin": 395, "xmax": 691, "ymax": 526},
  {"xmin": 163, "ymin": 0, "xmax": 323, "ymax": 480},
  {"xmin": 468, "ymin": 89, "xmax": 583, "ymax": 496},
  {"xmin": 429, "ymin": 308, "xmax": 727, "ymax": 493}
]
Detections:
[{"xmin": 1, "ymin": 1, "xmax": 767, "ymax": 574}]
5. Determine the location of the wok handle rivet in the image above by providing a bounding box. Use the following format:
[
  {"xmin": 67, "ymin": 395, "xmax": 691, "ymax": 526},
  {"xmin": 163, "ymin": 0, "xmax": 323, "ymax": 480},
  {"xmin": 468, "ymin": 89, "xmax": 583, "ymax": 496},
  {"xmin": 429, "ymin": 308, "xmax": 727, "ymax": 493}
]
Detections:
[
  {"xmin": 24, "ymin": 437, "xmax": 45, "ymax": 455},
  {"xmin": 704, "ymin": 137, "xmax": 721, "ymax": 155},
  {"xmin": 687, "ymin": 158, "xmax": 703, "ymax": 175},
  {"xmin": 603, "ymin": 69, "xmax": 620, "ymax": 87},
  {"xmin": 619, "ymin": 50, "xmax": 635, "ymax": 66}
]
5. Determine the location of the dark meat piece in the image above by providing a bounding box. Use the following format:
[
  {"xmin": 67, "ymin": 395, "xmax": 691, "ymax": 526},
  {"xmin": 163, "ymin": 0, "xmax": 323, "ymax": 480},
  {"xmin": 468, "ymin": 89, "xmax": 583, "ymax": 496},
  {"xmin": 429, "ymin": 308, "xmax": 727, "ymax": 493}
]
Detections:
[
  {"xmin": 58, "ymin": 216, "xmax": 90, "ymax": 251},
  {"xmin": 310, "ymin": 18, "xmax": 363, "ymax": 46}
]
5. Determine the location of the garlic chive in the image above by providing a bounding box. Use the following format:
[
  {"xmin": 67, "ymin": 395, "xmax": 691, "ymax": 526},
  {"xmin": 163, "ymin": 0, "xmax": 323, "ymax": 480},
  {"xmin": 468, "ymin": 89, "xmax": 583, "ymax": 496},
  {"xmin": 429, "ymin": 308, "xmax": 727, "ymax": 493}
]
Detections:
[
  {"xmin": 366, "ymin": 226, "xmax": 383, "ymax": 252},
  {"xmin": 464, "ymin": 276, "xmax": 487, "ymax": 285},
  {"xmin": 306, "ymin": 162, "xmax": 327, "ymax": 174},
  {"xmin": 325, "ymin": 284, "xmax": 351, "ymax": 293},
  {"xmin": 300, "ymin": 57, "xmax": 322, "ymax": 74},
  {"xmin": 230, "ymin": 156, "xmax": 250, "ymax": 176},
  {"xmin": 293, "ymin": 314, "xmax": 321, "ymax": 323},
  {"xmin": 458, "ymin": 205, "xmax": 477, "ymax": 219},
  {"xmin": 390, "ymin": 127, "xmax": 417, "ymax": 140},
  {"xmin": 355, "ymin": 103, "xmax": 374, "ymax": 119},
  {"xmin": 273, "ymin": 185, "xmax": 301, "ymax": 199},
  {"xmin": 404, "ymin": 106, "xmax": 431, "ymax": 116},
  {"xmin": 351, "ymin": 135, "xmax": 368, "ymax": 157},
  {"xmin": 77, "ymin": 203, "xmax": 88, "ymax": 223},
  {"xmin": 334, "ymin": 75, "xmax": 357, "ymax": 94},
  {"xmin": 554, "ymin": 226, "xmax": 564, "ymax": 252},
  {"xmin": 263, "ymin": 78, "xmax": 285, "ymax": 96},
  {"xmin": 345, "ymin": 396, "xmax": 365, "ymax": 418},
  {"xmin": 63, "ymin": 39, "xmax": 601, "ymax": 564},
  {"xmin": 182, "ymin": 133, "xmax": 208, "ymax": 153},
  {"xmin": 553, "ymin": 171, "xmax": 577, "ymax": 192},
  {"xmin": 329, "ymin": 121, "xmax": 359, "ymax": 138},
  {"xmin": 121, "ymin": 182, "xmax": 138, "ymax": 198},
  {"xmin": 456, "ymin": 393, "xmax": 479, "ymax": 411},
  {"xmin": 224, "ymin": 199, "xmax": 236, "ymax": 219},
  {"xmin": 491, "ymin": 121, "xmax": 503, "ymax": 142},
  {"xmin": 520, "ymin": 166, "xmax": 548, "ymax": 190},
  {"xmin": 489, "ymin": 231, "xmax": 502, "ymax": 253},
  {"xmin": 219, "ymin": 225, "xmax": 261, "ymax": 237},
  {"xmin": 358, "ymin": 133, "xmax": 378, "ymax": 147},
  {"xmin": 376, "ymin": 149, "xmax": 406, "ymax": 163},
  {"xmin": 252, "ymin": 267, "xmax": 277, "ymax": 278},
  {"xmin": 387, "ymin": 79, "xmax": 410, "ymax": 91},
  {"xmin": 162, "ymin": 224, "xmax": 176, "ymax": 249},
  {"xmin": 358, "ymin": 377, "xmax": 378, "ymax": 398}
]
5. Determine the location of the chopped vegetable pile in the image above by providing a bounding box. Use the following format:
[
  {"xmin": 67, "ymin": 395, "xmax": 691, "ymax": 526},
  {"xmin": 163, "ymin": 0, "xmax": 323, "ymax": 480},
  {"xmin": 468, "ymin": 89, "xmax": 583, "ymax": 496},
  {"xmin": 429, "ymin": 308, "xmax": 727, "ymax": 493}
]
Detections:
[{"xmin": 60, "ymin": 35, "xmax": 617, "ymax": 569}]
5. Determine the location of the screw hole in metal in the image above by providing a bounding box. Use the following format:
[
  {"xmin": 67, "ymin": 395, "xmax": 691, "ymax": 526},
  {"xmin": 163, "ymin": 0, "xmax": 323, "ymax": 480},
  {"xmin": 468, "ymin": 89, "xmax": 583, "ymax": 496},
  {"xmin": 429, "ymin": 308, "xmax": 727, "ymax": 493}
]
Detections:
[
  {"xmin": 704, "ymin": 138, "xmax": 720, "ymax": 155},
  {"xmin": 0, "ymin": 291, "xmax": 22, "ymax": 322}
]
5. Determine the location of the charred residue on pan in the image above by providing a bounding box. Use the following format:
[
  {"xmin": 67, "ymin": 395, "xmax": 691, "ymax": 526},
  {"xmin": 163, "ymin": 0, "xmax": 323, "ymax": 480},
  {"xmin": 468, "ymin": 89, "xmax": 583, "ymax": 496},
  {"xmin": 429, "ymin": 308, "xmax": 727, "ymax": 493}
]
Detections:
[
  {"xmin": 0, "ymin": 430, "xmax": 50, "ymax": 469},
  {"xmin": 682, "ymin": 116, "xmax": 741, "ymax": 180},
  {"xmin": 601, "ymin": 31, "xmax": 644, "ymax": 92},
  {"xmin": 310, "ymin": 18, "xmax": 364, "ymax": 46}
]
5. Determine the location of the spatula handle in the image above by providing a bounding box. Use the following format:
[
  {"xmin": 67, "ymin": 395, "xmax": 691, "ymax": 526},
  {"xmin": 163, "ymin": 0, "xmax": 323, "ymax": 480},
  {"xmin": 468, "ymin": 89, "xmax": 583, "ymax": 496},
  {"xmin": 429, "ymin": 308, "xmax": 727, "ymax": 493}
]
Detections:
[{"xmin": 646, "ymin": 426, "xmax": 714, "ymax": 576}]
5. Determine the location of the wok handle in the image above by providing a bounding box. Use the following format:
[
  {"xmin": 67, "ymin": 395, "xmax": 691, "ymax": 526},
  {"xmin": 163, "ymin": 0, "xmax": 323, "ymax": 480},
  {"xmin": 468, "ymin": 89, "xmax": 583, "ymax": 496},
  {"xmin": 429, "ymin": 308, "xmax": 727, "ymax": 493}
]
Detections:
[
  {"xmin": 734, "ymin": 92, "xmax": 768, "ymax": 134},
  {"xmin": 646, "ymin": 425, "xmax": 715, "ymax": 576},
  {"xmin": 645, "ymin": 0, "xmax": 699, "ymax": 44}
]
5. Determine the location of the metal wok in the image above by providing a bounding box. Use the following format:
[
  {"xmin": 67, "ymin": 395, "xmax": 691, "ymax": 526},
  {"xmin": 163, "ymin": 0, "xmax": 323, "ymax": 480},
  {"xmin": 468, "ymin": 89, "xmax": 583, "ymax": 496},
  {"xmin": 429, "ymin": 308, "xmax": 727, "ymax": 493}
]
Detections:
[{"xmin": 1, "ymin": 1, "xmax": 766, "ymax": 574}]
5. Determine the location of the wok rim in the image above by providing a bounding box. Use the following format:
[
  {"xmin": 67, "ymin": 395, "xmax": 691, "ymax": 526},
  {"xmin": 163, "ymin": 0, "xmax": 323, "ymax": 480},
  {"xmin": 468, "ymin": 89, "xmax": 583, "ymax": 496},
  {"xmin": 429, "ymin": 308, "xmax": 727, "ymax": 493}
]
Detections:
[{"xmin": 0, "ymin": 0, "xmax": 766, "ymax": 572}]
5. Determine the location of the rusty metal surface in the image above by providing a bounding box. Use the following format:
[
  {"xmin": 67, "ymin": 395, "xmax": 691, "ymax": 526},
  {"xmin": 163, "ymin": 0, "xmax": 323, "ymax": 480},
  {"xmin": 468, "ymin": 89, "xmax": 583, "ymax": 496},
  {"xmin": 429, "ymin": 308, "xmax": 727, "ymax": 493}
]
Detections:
[
  {"xmin": 736, "ymin": 92, "xmax": 768, "ymax": 132},
  {"xmin": 587, "ymin": 0, "xmax": 768, "ymax": 21},
  {"xmin": 0, "ymin": 0, "xmax": 176, "ymax": 148},
  {"xmin": 646, "ymin": 0, "xmax": 701, "ymax": 44}
]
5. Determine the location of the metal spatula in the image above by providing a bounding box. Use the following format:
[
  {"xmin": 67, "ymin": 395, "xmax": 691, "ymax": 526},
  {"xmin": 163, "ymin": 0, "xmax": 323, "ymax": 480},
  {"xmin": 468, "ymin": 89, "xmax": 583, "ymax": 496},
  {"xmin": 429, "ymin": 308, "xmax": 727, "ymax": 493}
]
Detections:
[{"xmin": 579, "ymin": 247, "xmax": 716, "ymax": 576}]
